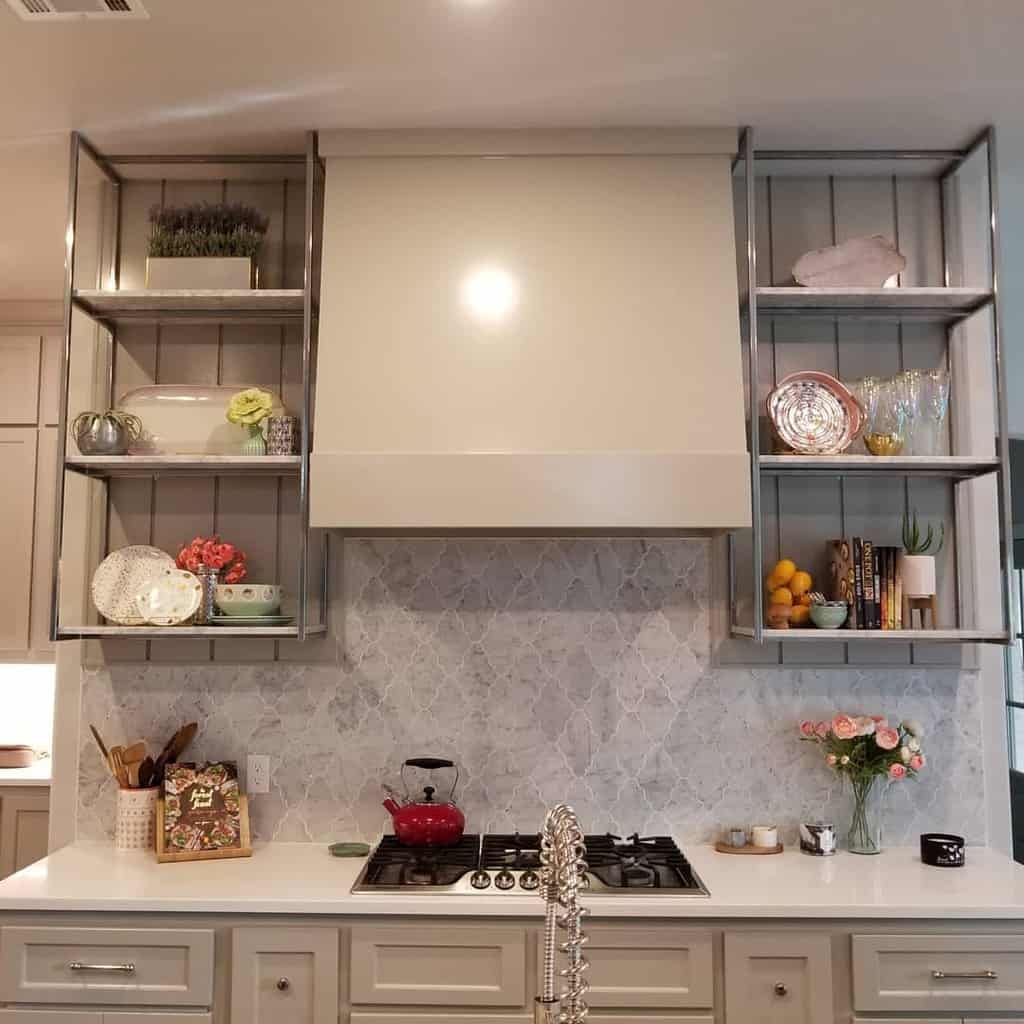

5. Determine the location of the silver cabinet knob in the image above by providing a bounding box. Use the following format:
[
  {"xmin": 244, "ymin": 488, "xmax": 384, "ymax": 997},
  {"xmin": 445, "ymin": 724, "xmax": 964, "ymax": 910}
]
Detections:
[
  {"xmin": 277, "ymin": 978, "xmax": 290, "ymax": 992},
  {"xmin": 774, "ymin": 982, "xmax": 788, "ymax": 996}
]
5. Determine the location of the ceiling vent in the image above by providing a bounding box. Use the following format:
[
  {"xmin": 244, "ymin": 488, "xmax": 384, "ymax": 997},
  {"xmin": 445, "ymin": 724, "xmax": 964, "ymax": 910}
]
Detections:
[{"xmin": 6, "ymin": 0, "xmax": 148, "ymax": 19}]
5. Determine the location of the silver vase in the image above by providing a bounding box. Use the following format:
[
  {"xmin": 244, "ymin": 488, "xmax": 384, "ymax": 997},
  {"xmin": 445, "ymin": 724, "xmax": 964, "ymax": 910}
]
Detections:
[{"xmin": 194, "ymin": 565, "xmax": 220, "ymax": 624}]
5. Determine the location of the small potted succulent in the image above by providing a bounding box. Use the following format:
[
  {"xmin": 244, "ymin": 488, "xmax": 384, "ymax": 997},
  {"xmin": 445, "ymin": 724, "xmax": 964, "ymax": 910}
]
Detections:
[
  {"xmin": 146, "ymin": 202, "xmax": 270, "ymax": 290},
  {"xmin": 899, "ymin": 509, "xmax": 944, "ymax": 601}
]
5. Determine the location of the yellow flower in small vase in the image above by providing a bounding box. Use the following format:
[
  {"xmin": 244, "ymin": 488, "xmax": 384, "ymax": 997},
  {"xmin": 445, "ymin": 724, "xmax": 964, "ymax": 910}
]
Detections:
[{"xmin": 227, "ymin": 388, "xmax": 274, "ymax": 456}]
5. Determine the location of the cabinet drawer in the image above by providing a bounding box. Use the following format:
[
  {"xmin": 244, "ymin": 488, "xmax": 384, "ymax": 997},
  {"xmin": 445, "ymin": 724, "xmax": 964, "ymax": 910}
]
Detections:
[
  {"xmin": 0, "ymin": 927, "xmax": 214, "ymax": 1008},
  {"xmin": 852, "ymin": 933, "xmax": 1024, "ymax": 1012},
  {"xmin": 350, "ymin": 1016, "xmax": 529, "ymax": 1024},
  {"xmin": 350, "ymin": 925, "xmax": 526, "ymax": 1007},
  {"xmin": 0, "ymin": 1013, "xmax": 103, "ymax": 1023},
  {"xmin": 349, "ymin": 1017, "xmax": 712, "ymax": 1024},
  {"xmin": 0, "ymin": 1016, "xmax": 213, "ymax": 1023},
  {"xmin": 725, "ymin": 932, "xmax": 833, "ymax": 1024},
  {"xmin": 540, "ymin": 926, "xmax": 713, "ymax": 1009}
]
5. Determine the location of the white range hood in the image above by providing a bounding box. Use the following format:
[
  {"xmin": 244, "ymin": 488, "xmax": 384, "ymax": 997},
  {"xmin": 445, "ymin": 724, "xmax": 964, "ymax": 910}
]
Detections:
[{"xmin": 311, "ymin": 129, "xmax": 751, "ymax": 532}]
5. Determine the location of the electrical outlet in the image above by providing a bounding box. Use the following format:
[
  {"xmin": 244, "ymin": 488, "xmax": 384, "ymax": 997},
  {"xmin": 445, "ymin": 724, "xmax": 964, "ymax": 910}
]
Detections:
[{"xmin": 247, "ymin": 754, "xmax": 270, "ymax": 794}]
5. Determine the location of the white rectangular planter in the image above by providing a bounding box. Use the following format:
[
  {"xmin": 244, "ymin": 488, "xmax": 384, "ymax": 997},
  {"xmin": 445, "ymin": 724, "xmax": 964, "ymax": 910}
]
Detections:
[{"xmin": 145, "ymin": 256, "xmax": 256, "ymax": 290}]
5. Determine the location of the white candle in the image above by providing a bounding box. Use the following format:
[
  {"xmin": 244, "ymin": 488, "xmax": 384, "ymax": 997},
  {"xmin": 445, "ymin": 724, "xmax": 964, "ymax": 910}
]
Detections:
[{"xmin": 751, "ymin": 825, "xmax": 778, "ymax": 848}]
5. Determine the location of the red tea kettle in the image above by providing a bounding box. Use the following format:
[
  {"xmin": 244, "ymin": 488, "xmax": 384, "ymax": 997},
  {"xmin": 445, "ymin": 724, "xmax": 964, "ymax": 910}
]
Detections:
[{"xmin": 382, "ymin": 757, "xmax": 465, "ymax": 846}]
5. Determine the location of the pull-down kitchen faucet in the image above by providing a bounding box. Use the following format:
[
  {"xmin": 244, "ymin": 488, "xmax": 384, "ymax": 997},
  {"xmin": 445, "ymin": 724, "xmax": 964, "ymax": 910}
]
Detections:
[{"xmin": 534, "ymin": 804, "xmax": 589, "ymax": 1024}]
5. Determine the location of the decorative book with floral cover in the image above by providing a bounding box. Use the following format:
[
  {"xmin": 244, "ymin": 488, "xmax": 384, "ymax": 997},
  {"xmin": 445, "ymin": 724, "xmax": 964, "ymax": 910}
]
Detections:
[{"xmin": 163, "ymin": 762, "xmax": 244, "ymax": 853}]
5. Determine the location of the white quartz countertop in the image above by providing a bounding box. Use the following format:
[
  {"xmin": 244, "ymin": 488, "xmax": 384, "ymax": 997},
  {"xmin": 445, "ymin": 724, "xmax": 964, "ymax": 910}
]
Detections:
[
  {"xmin": 1, "ymin": 841, "xmax": 1023, "ymax": 918},
  {"xmin": 0, "ymin": 758, "xmax": 51, "ymax": 787}
]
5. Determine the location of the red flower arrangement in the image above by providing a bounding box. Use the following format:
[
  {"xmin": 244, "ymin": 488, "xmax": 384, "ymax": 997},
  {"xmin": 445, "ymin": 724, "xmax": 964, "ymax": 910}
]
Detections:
[{"xmin": 176, "ymin": 535, "xmax": 247, "ymax": 584}]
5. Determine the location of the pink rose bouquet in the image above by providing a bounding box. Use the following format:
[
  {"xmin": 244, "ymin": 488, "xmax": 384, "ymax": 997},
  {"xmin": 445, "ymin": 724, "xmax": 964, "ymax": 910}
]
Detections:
[
  {"xmin": 799, "ymin": 714, "xmax": 926, "ymax": 783},
  {"xmin": 176, "ymin": 534, "xmax": 247, "ymax": 584},
  {"xmin": 799, "ymin": 713, "xmax": 927, "ymax": 855}
]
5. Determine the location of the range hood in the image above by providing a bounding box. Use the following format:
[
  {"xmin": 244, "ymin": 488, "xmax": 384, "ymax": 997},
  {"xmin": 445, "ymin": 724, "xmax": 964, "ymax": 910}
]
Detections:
[{"xmin": 311, "ymin": 129, "xmax": 751, "ymax": 531}]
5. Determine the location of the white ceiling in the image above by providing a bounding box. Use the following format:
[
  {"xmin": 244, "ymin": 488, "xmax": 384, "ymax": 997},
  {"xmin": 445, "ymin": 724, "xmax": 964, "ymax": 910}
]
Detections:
[{"xmin": 3, "ymin": 0, "xmax": 1024, "ymax": 299}]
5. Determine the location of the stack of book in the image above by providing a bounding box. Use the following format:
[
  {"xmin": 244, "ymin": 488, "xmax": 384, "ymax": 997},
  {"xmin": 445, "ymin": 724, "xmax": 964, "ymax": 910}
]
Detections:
[{"xmin": 827, "ymin": 539, "xmax": 903, "ymax": 630}]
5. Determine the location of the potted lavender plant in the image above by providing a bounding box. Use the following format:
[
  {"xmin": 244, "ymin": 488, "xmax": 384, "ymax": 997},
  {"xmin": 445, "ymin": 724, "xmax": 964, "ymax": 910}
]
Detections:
[{"xmin": 146, "ymin": 202, "xmax": 270, "ymax": 290}]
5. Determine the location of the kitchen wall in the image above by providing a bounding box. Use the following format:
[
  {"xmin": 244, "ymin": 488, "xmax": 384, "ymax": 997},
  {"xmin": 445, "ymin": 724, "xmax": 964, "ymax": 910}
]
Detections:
[{"xmin": 77, "ymin": 537, "xmax": 986, "ymax": 845}]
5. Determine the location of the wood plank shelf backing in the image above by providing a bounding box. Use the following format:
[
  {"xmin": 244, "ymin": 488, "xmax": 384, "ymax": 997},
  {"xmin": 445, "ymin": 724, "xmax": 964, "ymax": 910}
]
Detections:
[
  {"xmin": 760, "ymin": 456, "xmax": 1000, "ymax": 479},
  {"xmin": 73, "ymin": 289, "xmax": 307, "ymax": 325},
  {"xmin": 724, "ymin": 129, "xmax": 1013, "ymax": 666},
  {"xmin": 65, "ymin": 455, "xmax": 302, "ymax": 478},
  {"xmin": 751, "ymin": 286, "xmax": 993, "ymax": 321}
]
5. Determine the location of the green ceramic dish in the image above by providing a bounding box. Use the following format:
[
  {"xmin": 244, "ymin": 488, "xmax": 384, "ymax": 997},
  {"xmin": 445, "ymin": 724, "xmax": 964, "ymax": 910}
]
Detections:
[
  {"xmin": 214, "ymin": 583, "xmax": 282, "ymax": 617},
  {"xmin": 810, "ymin": 602, "xmax": 849, "ymax": 629}
]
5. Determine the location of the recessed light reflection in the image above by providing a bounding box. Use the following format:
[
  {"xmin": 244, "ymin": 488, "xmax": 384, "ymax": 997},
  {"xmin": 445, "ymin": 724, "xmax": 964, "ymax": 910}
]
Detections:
[{"xmin": 460, "ymin": 266, "xmax": 520, "ymax": 325}]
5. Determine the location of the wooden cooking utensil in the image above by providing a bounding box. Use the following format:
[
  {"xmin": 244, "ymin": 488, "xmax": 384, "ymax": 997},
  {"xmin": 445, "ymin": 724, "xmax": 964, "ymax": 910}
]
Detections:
[
  {"xmin": 121, "ymin": 741, "xmax": 146, "ymax": 765},
  {"xmin": 108, "ymin": 746, "xmax": 128, "ymax": 788},
  {"xmin": 127, "ymin": 761, "xmax": 140, "ymax": 788},
  {"xmin": 89, "ymin": 724, "xmax": 109, "ymax": 762},
  {"xmin": 137, "ymin": 756, "xmax": 155, "ymax": 789},
  {"xmin": 152, "ymin": 722, "xmax": 198, "ymax": 785},
  {"xmin": 171, "ymin": 722, "xmax": 198, "ymax": 760}
]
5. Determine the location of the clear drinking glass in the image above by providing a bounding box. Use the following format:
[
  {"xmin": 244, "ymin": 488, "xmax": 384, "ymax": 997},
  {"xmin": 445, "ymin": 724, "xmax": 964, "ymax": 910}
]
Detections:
[
  {"xmin": 863, "ymin": 379, "xmax": 907, "ymax": 456},
  {"xmin": 895, "ymin": 369, "xmax": 926, "ymax": 455},
  {"xmin": 920, "ymin": 367, "xmax": 951, "ymax": 456}
]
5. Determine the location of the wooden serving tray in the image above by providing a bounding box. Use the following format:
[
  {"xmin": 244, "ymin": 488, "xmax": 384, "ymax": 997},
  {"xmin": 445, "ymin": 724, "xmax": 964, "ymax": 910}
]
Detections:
[{"xmin": 714, "ymin": 841, "xmax": 784, "ymax": 855}]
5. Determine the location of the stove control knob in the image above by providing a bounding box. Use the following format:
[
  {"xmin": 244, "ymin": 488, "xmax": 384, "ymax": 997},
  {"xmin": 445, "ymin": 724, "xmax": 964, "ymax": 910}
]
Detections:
[
  {"xmin": 470, "ymin": 870, "xmax": 492, "ymax": 890},
  {"xmin": 494, "ymin": 869, "xmax": 516, "ymax": 891},
  {"xmin": 519, "ymin": 869, "xmax": 540, "ymax": 891}
]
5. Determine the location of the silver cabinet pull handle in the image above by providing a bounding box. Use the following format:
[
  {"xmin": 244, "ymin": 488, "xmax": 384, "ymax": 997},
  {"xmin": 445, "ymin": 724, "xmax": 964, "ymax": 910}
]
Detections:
[
  {"xmin": 774, "ymin": 982, "xmax": 787, "ymax": 996},
  {"xmin": 932, "ymin": 969, "xmax": 998, "ymax": 981},
  {"xmin": 69, "ymin": 962, "xmax": 136, "ymax": 973}
]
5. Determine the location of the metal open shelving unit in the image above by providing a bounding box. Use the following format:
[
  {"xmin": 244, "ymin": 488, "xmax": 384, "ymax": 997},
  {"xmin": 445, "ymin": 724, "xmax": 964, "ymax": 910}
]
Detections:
[
  {"xmin": 730, "ymin": 127, "xmax": 1013, "ymax": 649},
  {"xmin": 51, "ymin": 132, "xmax": 329, "ymax": 643}
]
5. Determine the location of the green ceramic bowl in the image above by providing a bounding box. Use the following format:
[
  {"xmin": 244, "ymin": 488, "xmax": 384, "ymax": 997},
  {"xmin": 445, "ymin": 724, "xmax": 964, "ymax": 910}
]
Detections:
[
  {"xmin": 809, "ymin": 602, "xmax": 849, "ymax": 629},
  {"xmin": 214, "ymin": 583, "xmax": 282, "ymax": 618}
]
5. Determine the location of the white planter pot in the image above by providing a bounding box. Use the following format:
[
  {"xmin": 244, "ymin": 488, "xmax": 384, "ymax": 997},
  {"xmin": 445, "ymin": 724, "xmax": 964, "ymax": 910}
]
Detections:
[
  {"xmin": 898, "ymin": 553, "xmax": 936, "ymax": 597},
  {"xmin": 145, "ymin": 256, "xmax": 256, "ymax": 290}
]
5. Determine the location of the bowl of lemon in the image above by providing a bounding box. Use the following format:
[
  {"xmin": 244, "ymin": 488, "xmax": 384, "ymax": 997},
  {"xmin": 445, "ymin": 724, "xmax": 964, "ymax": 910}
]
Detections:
[{"xmin": 765, "ymin": 558, "xmax": 814, "ymax": 629}]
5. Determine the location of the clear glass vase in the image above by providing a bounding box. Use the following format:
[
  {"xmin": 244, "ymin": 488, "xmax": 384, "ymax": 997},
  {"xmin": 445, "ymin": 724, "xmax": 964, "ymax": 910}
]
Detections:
[{"xmin": 847, "ymin": 777, "xmax": 884, "ymax": 855}]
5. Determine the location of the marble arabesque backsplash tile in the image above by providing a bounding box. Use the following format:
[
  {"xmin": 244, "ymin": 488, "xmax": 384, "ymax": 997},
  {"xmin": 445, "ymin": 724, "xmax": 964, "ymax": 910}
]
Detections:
[{"xmin": 78, "ymin": 538, "xmax": 985, "ymax": 844}]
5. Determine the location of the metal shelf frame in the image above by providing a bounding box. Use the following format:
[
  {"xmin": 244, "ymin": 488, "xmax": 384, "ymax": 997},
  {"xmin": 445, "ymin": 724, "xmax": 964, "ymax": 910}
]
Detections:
[
  {"xmin": 51, "ymin": 132, "xmax": 329, "ymax": 642},
  {"xmin": 730, "ymin": 126, "xmax": 1014, "ymax": 647}
]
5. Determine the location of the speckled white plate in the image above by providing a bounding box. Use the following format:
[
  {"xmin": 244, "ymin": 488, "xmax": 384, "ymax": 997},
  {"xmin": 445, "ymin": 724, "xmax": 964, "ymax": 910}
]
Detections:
[
  {"xmin": 91, "ymin": 545, "xmax": 175, "ymax": 626},
  {"xmin": 133, "ymin": 568, "xmax": 202, "ymax": 626}
]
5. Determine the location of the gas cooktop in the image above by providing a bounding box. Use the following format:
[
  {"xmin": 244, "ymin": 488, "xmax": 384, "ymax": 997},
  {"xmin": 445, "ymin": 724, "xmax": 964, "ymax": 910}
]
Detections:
[{"xmin": 351, "ymin": 832, "xmax": 709, "ymax": 896}]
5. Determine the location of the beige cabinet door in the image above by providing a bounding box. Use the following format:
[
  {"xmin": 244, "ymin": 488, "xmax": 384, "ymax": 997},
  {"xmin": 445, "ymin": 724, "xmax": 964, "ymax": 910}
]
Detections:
[
  {"xmin": 105, "ymin": 1016, "xmax": 213, "ymax": 1023},
  {"xmin": 231, "ymin": 927, "xmax": 338, "ymax": 1024},
  {"xmin": 29, "ymin": 427, "xmax": 57, "ymax": 653},
  {"xmin": 725, "ymin": 932, "xmax": 833, "ymax": 1024},
  {"xmin": 350, "ymin": 925, "xmax": 527, "ymax": 1007},
  {"xmin": 0, "ymin": 790, "xmax": 49, "ymax": 879},
  {"xmin": 544, "ymin": 926, "xmax": 713, "ymax": 1010},
  {"xmin": 350, "ymin": 1016, "xmax": 530, "ymax": 1024},
  {"xmin": 0, "ymin": 1012, "xmax": 102, "ymax": 1023},
  {"xmin": 0, "ymin": 428, "xmax": 37, "ymax": 652},
  {"xmin": 0, "ymin": 337, "xmax": 41, "ymax": 424}
]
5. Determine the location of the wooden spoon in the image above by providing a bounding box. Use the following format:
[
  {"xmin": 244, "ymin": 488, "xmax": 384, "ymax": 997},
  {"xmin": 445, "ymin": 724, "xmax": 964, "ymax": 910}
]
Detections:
[{"xmin": 121, "ymin": 741, "xmax": 146, "ymax": 765}]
